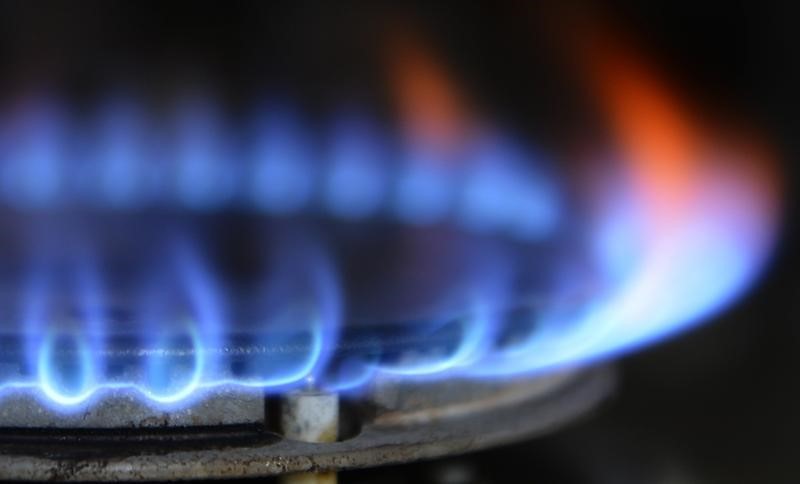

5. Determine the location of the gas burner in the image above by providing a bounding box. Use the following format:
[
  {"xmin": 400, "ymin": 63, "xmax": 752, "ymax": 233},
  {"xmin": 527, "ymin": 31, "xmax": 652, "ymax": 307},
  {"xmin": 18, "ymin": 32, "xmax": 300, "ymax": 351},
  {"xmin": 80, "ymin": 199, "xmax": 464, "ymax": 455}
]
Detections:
[
  {"xmin": 0, "ymin": 2, "xmax": 782, "ymax": 482},
  {"xmin": 0, "ymin": 366, "xmax": 612, "ymax": 481}
]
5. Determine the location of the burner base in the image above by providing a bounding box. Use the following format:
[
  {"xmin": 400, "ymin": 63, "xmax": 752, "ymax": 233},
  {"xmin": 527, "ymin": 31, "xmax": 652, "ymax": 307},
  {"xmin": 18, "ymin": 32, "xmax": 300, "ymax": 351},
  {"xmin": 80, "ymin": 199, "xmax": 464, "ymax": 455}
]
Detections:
[
  {"xmin": 0, "ymin": 389, "xmax": 265, "ymax": 428},
  {"xmin": 0, "ymin": 366, "xmax": 614, "ymax": 481}
]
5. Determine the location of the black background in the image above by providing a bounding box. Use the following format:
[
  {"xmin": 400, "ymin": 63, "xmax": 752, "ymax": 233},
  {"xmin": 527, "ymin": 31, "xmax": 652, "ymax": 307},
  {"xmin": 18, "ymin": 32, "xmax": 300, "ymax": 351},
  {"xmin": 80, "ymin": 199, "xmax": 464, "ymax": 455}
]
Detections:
[{"xmin": 0, "ymin": 1, "xmax": 797, "ymax": 482}]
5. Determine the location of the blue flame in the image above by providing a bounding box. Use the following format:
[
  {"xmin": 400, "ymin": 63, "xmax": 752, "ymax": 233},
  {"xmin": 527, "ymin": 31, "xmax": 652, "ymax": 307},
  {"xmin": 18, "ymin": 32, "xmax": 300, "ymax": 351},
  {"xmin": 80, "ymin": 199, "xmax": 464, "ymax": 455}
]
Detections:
[
  {"xmin": 463, "ymin": 173, "xmax": 776, "ymax": 378},
  {"xmin": 138, "ymin": 237, "xmax": 223, "ymax": 403},
  {"xmin": 393, "ymin": 153, "xmax": 455, "ymax": 225},
  {"xmin": 458, "ymin": 133, "xmax": 561, "ymax": 239},
  {"xmin": 143, "ymin": 327, "xmax": 205, "ymax": 404},
  {"xmin": 232, "ymin": 243, "xmax": 330, "ymax": 388},
  {"xmin": 374, "ymin": 253, "xmax": 510, "ymax": 379},
  {"xmin": 173, "ymin": 95, "xmax": 238, "ymax": 210},
  {"xmin": 235, "ymin": 306, "xmax": 323, "ymax": 388},
  {"xmin": 248, "ymin": 102, "xmax": 314, "ymax": 214},
  {"xmin": 323, "ymin": 356, "xmax": 381, "ymax": 393},
  {"xmin": 90, "ymin": 94, "xmax": 154, "ymax": 208},
  {"xmin": 37, "ymin": 330, "xmax": 95, "ymax": 406},
  {"xmin": 376, "ymin": 306, "xmax": 493, "ymax": 378},
  {"xmin": 0, "ymin": 91, "xmax": 778, "ymax": 409},
  {"xmin": 1, "ymin": 96, "xmax": 66, "ymax": 208},
  {"xmin": 23, "ymin": 248, "xmax": 108, "ymax": 407},
  {"xmin": 324, "ymin": 112, "xmax": 388, "ymax": 219}
]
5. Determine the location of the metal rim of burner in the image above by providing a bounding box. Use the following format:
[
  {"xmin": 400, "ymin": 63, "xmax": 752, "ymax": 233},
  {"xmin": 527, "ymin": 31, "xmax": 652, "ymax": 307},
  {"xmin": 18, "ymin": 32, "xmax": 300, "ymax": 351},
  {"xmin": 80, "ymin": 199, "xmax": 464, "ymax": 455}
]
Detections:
[{"xmin": 0, "ymin": 366, "xmax": 613, "ymax": 481}]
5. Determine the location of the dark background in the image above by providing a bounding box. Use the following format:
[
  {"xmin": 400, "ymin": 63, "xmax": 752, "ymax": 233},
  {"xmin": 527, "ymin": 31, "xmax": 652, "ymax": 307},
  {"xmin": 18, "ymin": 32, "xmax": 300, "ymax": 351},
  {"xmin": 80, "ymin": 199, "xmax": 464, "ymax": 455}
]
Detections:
[{"xmin": 0, "ymin": 1, "xmax": 797, "ymax": 482}]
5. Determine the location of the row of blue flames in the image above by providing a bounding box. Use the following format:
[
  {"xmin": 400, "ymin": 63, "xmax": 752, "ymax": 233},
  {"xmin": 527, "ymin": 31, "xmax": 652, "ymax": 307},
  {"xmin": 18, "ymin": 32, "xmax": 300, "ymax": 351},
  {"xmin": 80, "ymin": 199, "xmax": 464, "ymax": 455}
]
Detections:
[
  {"xmin": 0, "ymin": 92, "xmax": 775, "ymax": 411},
  {"xmin": 0, "ymin": 94, "xmax": 560, "ymax": 241}
]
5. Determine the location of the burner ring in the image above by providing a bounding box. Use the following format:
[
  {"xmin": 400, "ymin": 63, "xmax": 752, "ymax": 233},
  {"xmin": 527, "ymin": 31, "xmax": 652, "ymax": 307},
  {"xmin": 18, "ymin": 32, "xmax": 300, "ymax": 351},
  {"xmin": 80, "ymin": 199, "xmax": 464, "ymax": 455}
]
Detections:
[{"xmin": 0, "ymin": 366, "xmax": 613, "ymax": 481}]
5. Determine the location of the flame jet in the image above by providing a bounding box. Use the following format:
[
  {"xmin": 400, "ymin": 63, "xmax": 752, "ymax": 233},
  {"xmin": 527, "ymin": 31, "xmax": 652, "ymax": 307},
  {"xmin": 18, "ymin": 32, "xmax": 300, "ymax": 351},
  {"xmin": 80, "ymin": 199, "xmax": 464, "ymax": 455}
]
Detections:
[
  {"xmin": 380, "ymin": 21, "xmax": 780, "ymax": 380},
  {"xmin": 469, "ymin": 20, "xmax": 781, "ymax": 377}
]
